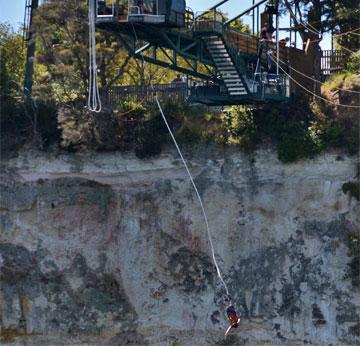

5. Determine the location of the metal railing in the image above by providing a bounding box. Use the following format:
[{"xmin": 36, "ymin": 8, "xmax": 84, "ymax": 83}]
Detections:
[
  {"xmin": 321, "ymin": 50, "xmax": 350, "ymax": 77},
  {"xmin": 107, "ymin": 82, "xmax": 188, "ymax": 104},
  {"xmin": 96, "ymin": 0, "xmax": 160, "ymax": 18},
  {"xmin": 96, "ymin": 0, "xmax": 115, "ymax": 17},
  {"xmin": 251, "ymin": 73, "xmax": 289, "ymax": 98},
  {"xmin": 193, "ymin": 10, "xmax": 225, "ymax": 34}
]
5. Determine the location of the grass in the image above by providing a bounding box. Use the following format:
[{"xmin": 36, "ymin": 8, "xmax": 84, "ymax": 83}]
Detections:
[{"xmin": 321, "ymin": 72, "xmax": 360, "ymax": 94}]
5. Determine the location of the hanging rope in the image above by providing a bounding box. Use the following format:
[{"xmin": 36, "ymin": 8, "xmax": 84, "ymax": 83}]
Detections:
[
  {"xmin": 335, "ymin": 43, "xmax": 358, "ymax": 54},
  {"xmin": 333, "ymin": 27, "xmax": 360, "ymax": 37},
  {"xmin": 130, "ymin": 24, "xmax": 230, "ymax": 297},
  {"xmin": 88, "ymin": 0, "xmax": 102, "ymax": 112},
  {"xmin": 292, "ymin": 9, "xmax": 321, "ymax": 37},
  {"xmin": 285, "ymin": 2, "xmax": 322, "ymax": 38},
  {"xmin": 305, "ymin": 21, "xmax": 321, "ymax": 36},
  {"xmin": 154, "ymin": 96, "xmax": 230, "ymax": 296},
  {"xmin": 271, "ymin": 56, "xmax": 360, "ymax": 108},
  {"xmin": 307, "ymin": 27, "xmax": 360, "ymax": 44}
]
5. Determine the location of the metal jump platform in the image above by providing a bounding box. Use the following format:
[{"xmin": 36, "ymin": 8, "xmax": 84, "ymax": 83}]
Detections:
[{"xmin": 94, "ymin": 0, "xmax": 305, "ymax": 105}]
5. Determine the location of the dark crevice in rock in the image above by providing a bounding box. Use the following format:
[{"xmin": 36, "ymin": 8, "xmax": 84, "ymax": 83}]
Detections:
[{"xmin": 312, "ymin": 303, "xmax": 327, "ymax": 326}]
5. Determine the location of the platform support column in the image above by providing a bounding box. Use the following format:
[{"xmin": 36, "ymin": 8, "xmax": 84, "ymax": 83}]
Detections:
[
  {"xmin": 23, "ymin": 0, "xmax": 39, "ymax": 96},
  {"xmin": 276, "ymin": 8, "xmax": 279, "ymax": 75}
]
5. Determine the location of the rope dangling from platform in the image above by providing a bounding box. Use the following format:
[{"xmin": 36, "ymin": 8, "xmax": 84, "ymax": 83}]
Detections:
[
  {"xmin": 154, "ymin": 95, "xmax": 230, "ymax": 297},
  {"xmin": 87, "ymin": 0, "xmax": 102, "ymax": 112},
  {"xmin": 131, "ymin": 22, "xmax": 231, "ymax": 297}
]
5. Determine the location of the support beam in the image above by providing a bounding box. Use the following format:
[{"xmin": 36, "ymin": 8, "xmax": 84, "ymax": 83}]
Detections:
[
  {"xmin": 160, "ymin": 32, "xmax": 212, "ymax": 65},
  {"xmin": 208, "ymin": 0, "xmax": 231, "ymax": 11},
  {"xmin": 135, "ymin": 43, "xmax": 152, "ymax": 55},
  {"xmin": 182, "ymin": 40, "xmax": 199, "ymax": 53},
  {"xmin": 159, "ymin": 46, "xmax": 176, "ymax": 64},
  {"xmin": 196, "ymin": 0, "xmax": 231, "ymax": 18},
  {"xmin": 133, "ymin": 54, "xmax": 212, "ymax": 80},
  {"xmin": 181, "ymin": 55, "xmax": 198, "ymax": 72},
  {"xmin": 224, "ymin": 0, "xmax": 268, "ymax": 26},
  {"xmin": 114, "ymin": 29, "xmax": 217, "ymax": 81}
]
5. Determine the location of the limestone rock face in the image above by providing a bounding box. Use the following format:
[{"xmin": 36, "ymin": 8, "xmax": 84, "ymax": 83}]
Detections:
[{"xmin": 0, "ymin": 147, "xmax": 359, "ymax": 345}]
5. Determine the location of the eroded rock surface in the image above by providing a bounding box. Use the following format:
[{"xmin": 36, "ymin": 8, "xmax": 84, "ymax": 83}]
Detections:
[{"xmin": 0, "ymin": 147, "xmax": 359, "ymax": 345}]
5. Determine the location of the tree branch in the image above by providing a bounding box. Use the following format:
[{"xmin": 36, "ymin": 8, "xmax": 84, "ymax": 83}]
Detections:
[{"xmin": 283, "ymin": 0, "xmax": 306, "ymax": 41}]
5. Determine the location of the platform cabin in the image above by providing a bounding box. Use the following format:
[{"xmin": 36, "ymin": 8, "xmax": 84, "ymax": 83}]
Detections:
[
  {"xmin": 96, "ymin": 0, "xmax": 185, "ymax": 26},
  {"xmin": 95, "ymin": 0, "xmax": 317, "ymax": 105}
]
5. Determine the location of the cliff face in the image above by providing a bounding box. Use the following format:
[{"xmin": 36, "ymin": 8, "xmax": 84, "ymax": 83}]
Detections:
[{"xmin": 0, "ymin": 146, "xmax": 359, "ymax": 346}]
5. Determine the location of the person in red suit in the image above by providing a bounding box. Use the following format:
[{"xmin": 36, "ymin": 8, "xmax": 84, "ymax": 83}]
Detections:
[{"xmin": 224, "ymin": 301, "xmax": 241, "ymax": 336}]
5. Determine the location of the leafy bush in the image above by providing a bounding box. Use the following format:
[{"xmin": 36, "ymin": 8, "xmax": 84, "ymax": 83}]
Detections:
[
  {"xmin": 310, "ymin": 117, "xmax": 359, "ymax": 155},
  {"xmin": 58, "ymin": 104, "xmax": 95, "ymax": 151},
  {"xmin": 221, "ymin": 97, "xmax": 326, "ymax": 162},
  {"xmin": 253, "ymin": 96, "xmax": 322, "ymax": 162},
  {"xmin": 176, "ymin": 127, "xmax": 202, "ymax": 144},
  {"xmin": 311, "ymin": 73, "xmax": 360, "ymax": 155},
  {"xmin": 1, "ymin": 94, "xmax": 59, "ymax": 153},
  {"xmin": 276, "ymin": 127, "xmax": 319, "ymax": 162},
  {"xmin": 346, "ymin": 50, "xmax": 360, "ymax": 73},
  {"xmin": 134, "ymin": 111, "xmax": 168, "ymax": 158},
  {"xmin": 57, "ymin": 100, "xmax": 172, "ymax": 156},
  {"xmin": 175, "ymin": 105, "xmax": 224, "ymax": 144},
  {"xmin": 1, "ymin": 96, "xmax": 28, "ymax": 152},
  {"xmin": 223, "ymin": 105, "xmax": 258, "ymax": 151},
  {"xmin": 34, "ymin": 99, "xmax": 60, "ymax": 146},
  {"xmin": 58, "ymin": 101, "xmax": 148, "ymax": 151}
]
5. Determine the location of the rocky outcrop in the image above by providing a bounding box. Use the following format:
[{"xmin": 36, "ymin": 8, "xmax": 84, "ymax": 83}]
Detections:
[{"xmin": 0, "ymin": 146, "xmax": 359, "ymax": 345}]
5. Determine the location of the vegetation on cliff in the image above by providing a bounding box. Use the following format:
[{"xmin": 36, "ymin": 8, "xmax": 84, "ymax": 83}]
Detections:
[{"xmin": 0, "ymin": 1, "xmax": 359, "ymax": 161}]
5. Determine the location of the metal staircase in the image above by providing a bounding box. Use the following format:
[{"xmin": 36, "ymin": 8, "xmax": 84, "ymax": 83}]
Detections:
[{"xmin": 205, "ymin": 36, "xmax": 248, "ymax": 97}]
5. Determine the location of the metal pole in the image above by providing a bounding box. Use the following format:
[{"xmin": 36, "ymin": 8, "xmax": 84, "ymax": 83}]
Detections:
[
  {"xmin": 252, "ymin": 0, "xmax": 255, "ymax": 35},
  {"xmin": 24, "ymin": 0, "xmax": 39, "ymax": 95},
  {"xmin": 256, "ymin": 6, "xmax": 259, "ymax": 35},
  {"xmin": 224, "ymin": 0, "xmax": 268, "ymax": 26},
  {"xmin": 276, "ymin": 10, "xmax": 279, "ymax": 74},
  {"xmin": 289, "ymin": 9, "xmax": 292, "ymax": 44},
  {"xmin": 294, "ymin": 5, "xmax": 297, "ymax": 48}
]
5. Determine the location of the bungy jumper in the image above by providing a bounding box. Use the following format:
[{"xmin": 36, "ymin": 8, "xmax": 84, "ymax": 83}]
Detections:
[{"xmin": 225, "ymin": 301, "xmax": 241, "ymax": 336}]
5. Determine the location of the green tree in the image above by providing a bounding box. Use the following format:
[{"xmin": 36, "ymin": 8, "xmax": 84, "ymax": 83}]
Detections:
[
  {"xmin": 0, "ymin": 23, "xmax": 26, "ymax": 97},
  {"xmin": 33, "ymin": 0, "xmax": 179, "ymax": 103},
  {"xmin": 282, "ymin": 0, "xmax": 359, "ymax": 51},
  {"xmin": 33, "ymin": 0, "xmax": 91, "ymax": 102},
  {"xmin": 0, "ymin": 23, "xmax": 59, "ymax": 150}
]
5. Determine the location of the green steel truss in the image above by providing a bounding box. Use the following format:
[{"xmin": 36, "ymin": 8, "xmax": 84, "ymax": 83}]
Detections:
[{"xmin": 100, "ymin": 22, "xmax": 218, "ymax": 80}]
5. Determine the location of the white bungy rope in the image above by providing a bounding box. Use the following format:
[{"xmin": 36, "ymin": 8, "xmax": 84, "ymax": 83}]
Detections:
[
  {"xmin": 155, "ymin": 96, "xmax": 230, "ymax": 297},
  {"xmin": 130, "ymin": 22, "xmax": 231, "ymax": 297}
]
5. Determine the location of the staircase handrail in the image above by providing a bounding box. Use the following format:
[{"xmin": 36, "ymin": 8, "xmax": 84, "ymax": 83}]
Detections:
[
  {"xmin": 193, "ymin": 10, "xmax": 226, "ymax": 34},
  {"xmin": 221, "ymin": 28, "xmax": 257, "ymax": 73}
]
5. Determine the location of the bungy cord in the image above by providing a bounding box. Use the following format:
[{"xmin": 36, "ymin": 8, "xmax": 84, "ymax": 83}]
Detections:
[
  {"xmin": 155, "ymin": 96, "xmax": 230, "ymax": 297},
  {"xmin": 129, "ymin": 23, "xmax": 230, "ymax": 297}
]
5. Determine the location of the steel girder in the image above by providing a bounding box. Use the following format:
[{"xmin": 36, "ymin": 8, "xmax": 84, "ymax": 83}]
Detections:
[{"xmin": 114, "ymin": 27, "xmax": 218, "ymax": 80}]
